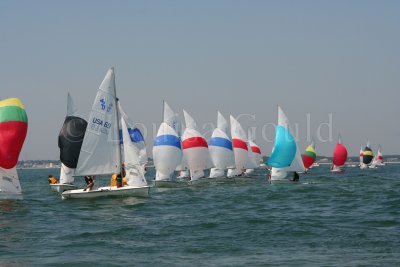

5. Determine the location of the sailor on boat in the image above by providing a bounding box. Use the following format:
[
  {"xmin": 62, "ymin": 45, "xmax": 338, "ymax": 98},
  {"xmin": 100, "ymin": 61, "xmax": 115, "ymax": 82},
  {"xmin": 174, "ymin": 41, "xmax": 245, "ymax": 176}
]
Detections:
[
  {"xmin": 48, "ymin": 175, "xmax": 58, "ymax": 184},
  {"xmin": 83, "ymin": 175, "xmax": 94, "ymax": 191}
]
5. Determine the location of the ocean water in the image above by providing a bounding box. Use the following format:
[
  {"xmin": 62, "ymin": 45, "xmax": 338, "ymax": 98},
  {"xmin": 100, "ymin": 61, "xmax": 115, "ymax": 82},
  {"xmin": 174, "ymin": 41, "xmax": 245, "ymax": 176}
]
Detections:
[{"xmin": 1, "ymin": 165, "xmax": 400, "ymax": 266}]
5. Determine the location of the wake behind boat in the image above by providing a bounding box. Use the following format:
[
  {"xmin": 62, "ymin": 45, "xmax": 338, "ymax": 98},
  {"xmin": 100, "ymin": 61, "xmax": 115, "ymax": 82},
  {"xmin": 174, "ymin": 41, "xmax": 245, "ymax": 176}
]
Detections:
[{"xmin": 62, "ymin": 68, "xmax": 150, "ymax": 200}]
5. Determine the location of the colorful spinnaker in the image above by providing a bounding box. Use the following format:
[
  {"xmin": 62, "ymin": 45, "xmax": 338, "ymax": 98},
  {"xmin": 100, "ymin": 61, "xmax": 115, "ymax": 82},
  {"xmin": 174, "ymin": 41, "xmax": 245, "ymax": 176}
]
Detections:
[
  {"xmin": 0, "ymin": 98, "xmax": 28, "ymax": 199},
  {"xmin": 267, "ymin": 106, "xmax": 305, "ymax": 180},
  {"xmin": 302, "ymin": 144, "xmax": 316, "ymax": 169},
  {"xmin": 362, "ymin": 141, "xmax": 374, "ymax": 165},
  {"xmin": 331, "ymin": 135, "xmax": 348, "ymax": 172}
]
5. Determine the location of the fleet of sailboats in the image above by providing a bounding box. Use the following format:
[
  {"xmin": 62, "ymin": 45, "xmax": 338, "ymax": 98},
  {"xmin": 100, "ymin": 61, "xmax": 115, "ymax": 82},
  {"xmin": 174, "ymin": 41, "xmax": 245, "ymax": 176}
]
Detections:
[{"xmin": 1, "ymin": 68, "xmax": 390, "ymax": 200}]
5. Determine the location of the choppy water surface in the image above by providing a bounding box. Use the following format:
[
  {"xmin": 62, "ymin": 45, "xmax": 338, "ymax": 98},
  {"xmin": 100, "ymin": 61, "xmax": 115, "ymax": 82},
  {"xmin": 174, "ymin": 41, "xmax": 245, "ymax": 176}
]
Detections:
[{"xmin": 1, "ymin": 165, "xmax": 399, "ymax": 266}]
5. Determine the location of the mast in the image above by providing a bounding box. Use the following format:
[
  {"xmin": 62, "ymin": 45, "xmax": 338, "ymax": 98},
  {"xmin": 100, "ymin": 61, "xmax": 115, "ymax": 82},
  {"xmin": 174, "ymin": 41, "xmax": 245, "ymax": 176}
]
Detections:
[{"xmin": 113, "ymin": 67, "xmax": 123, "ymax": 176}]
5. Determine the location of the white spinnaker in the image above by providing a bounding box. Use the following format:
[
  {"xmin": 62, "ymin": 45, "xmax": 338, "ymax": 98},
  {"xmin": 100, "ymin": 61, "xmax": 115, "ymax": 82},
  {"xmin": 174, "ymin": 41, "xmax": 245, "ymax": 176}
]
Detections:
[
  {"xmin": 246, "ymin": 141, "xmax": 259, "ymax": 169},
  {"xmin": 209, "ymin": 128, "xmax": 235, "ymax": 169},
  {"xmin": 60, "ymin": 164, "xmax": 75, "ymax": 184},
  {"xmin": 182, "ymin": 128, "xmax": 208, "ymax": 180},
  {"xmin": 230, "ymin": 115, "xmax": 248, "ymax": 170},
  {"xmin": 153, "ymin": 122, "xmax": 182, "ymax": 180},
  {"xmin": 121, "ymin": 117, "xmax": 147, "ymax": 187},
  {"xmin": 75, "ymin": 67, "xmax": 121, "ymax": 176},
  {"xmin": 0, "ymin": 167, "xmax": 22, "ymax": 199},
  {"xmin": 249, "ymin": 140, "xmax": 262, "ymax": 165}
]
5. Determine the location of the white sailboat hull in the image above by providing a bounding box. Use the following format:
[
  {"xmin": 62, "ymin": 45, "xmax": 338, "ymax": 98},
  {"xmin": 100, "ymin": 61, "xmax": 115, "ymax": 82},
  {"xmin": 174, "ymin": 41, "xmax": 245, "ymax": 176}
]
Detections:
[
  {"xmin": 331, "ymin": 165, "xmax": 345, "ymax": 173},
  {"xmin": 50, "ymin": 183, "xmax": 78, "ymax": 193},
  {"xmin": 270, "ymin": 168, "xmax": 292, "ymax": 181},
  {"xmin": 245, "ymin": 169, "xmax": 254, "ymax": 176},
  {"xmin": 209, "ymin": 168, "xmax": 225, "ymax": 178},
  {"xmin": 177, "ymin": 170, "xmax": 189, "ymax": 179},
  {"xmin": 227, "ymin": 168, "xmax": 242, "ymax": 178},
  {"xmin": 61, "ymin": 185, "xmax": 150, "ymax": 199}
]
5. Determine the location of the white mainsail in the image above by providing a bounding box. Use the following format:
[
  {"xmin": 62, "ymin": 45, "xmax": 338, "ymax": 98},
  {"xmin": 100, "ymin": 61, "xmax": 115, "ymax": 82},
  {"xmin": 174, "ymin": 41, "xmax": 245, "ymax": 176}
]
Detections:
[
  {"xmin": 66, "ymin": 92, "xmax": 78, "ymax": 117},
  {"xmin": 75, "ymin": 67, "xmax": 121, "ymax": 176},
  {"xmin": 121, "ymin": 116, "xmax": 148, "ymax": 187}
]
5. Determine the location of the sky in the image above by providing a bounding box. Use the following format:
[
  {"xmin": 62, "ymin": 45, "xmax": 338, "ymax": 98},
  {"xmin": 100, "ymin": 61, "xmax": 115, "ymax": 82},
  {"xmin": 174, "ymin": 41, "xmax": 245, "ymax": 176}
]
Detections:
[{"xmin": 1, "ymin": 0, "xmax": 399, "ymax": 159}]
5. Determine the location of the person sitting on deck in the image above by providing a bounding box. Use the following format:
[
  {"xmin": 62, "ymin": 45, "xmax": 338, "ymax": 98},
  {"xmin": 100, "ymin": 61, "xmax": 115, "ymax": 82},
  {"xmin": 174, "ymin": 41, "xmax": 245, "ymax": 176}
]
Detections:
[
  {"xmin": 83, "ymin": 175, "xmax": 94, "ymax": 191},
  {"xmin": 292, "ymin": 172, "xmax": 300, "ymax": 182},
  {"xmin": 48, "ymin": 175, "xmax": 58, "ymax": 184}
]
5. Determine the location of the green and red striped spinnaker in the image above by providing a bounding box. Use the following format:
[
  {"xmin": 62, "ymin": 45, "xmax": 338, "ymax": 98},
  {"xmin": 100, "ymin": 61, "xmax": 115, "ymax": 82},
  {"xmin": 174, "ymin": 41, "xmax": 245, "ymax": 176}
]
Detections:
[
  {"xmin": 0, "ymin": 98, "xmax": 28, "ymax": 169},
  {"xmin": 302, "ymin": 145, "xmax": 316, "ymax": 169}
]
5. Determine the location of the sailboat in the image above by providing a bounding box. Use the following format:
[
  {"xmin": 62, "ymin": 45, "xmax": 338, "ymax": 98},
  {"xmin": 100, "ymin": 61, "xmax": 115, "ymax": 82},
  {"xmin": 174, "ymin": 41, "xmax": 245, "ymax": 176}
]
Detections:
[
  {"xmin": 0, "ymin": 98, "xmax": 28, "ymax": 200},
  {"xmin": 118, "ymin": 104, "xmax": 149, "ymax": 179},
  {"xmin": 372, "ymin": 145, "xmax": 385, "ymax": 166},
  {"xmin": 51, "ymin": 93, "xmax": 87, "ymax": 193},
  {"xmin": 359, "ymin": 145, "xmax": 363, "ymax": 167},
  {"xmin": 153, "ymin": 101, "xmax": 183, "ymax": 186},
  {"xmin": 302, "ymin": 143, "xmax": 316, "ymax": 172},
  {"xmin": 175, "ymin": 115, "xmax": 190, "ymax": 179},
  {"xmin": 360, "ymin": 141, "xmax": 374, "ymax": 169},
  {"xmin": 227, "ymin": 116, "xmax": 249, "ymax": 178},
  {"xmin": 245, "ymin": 129, "xmax": 261, "ymax": 176},
  {"xmin": 331, "ymin": 135, "xmax": 348, "ymax": 173},
  {"xmin": 181, "ymin": 110, "xmax": 209, "ymax": 181},
  {"xmin": 209, "ymin": 111, "xmax": 234, "ymax": 178},
  {"xmin": 62, "ymin": 67, "xmax": 149, "ymax": 199},
  {"xmin": 267, "ymin": 106, "xmax": 305, "ymax": 181}
]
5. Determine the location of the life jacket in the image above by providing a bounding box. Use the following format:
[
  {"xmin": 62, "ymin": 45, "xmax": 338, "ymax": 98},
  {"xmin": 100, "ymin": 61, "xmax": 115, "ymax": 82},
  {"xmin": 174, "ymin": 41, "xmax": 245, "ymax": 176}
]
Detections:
[
  {"xmin": 110, "ymin": 174, "xmax": 117, "ymax": 186},
  {"xmin": 49, "ymin": 177, "xmax": 57, "ymax": 184}
]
